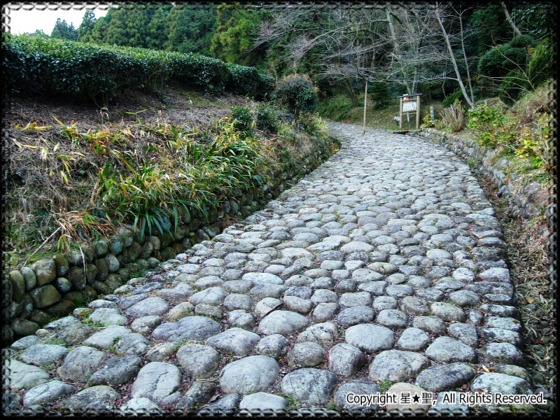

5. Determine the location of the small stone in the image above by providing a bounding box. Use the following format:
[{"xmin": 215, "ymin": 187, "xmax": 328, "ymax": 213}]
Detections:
[
  {"xmin": 125, "ymin": 296, "xmax": 169, "ymax": 318},
  {"xmin": 88, "ymin": 355, "xmax": 142, "ymax": 387},
  {"xmin": 328, "ymin": 343, "xmax": 366, "ymax": 376},
  {"xmin": 449, "ymin": 323, "xmax": 478, "ymax": 347},
  {"xmin": 131, "ymin": 362, "xmax": 181, "ymax": 404},
  {"xmin": 297, "ymin": 322, "xmax": 338, "ymax": 345},
  {"xmin": 415, "ymin": 363, "xmax": 477, "ymax": 392},
  {"xmin": 312, "ymin": 302, "xmax": 338, "ymax": 322},
  {"xmin": 59, "ymin": 385, "xmax": 120, "ymax": 413},
  {"xmin": 206, "ymin": 328, "xmax": 260, "ymax": 356},
  {"xmin": 425, "ymin": 337, "xmax": 476, "ymax": 362},
  {"xmin": 480, "ymin": 343, "xmax": 525, "ymax": 364},
  {"xmin": 345, "ymin": 324, "xmax": 394, "ymax": 353},
  {"xmin": 219, "ymin": 356, "xmax": 279, "ymax": 394},
  {"xmin": 240, "ymin": 392, "xmax": 287, "ymax": 412},
  {"xmin": 176, "ymin": 344, "xmax": 219, "ymax": 379},
  {"xmin": 288, "ymin": 341, "xmax": 326, "ymax": 367},
  {"xmin": 368, "ymin": 350, "xmax": 429, "ymax": 382},
  {"xmin": 57, "ymin": 346, "xmax": 106, "ymax": 383},
  {"xmin": 334, "ymin": 381, "xmax": 381, "ymax": 412},
  {"xmin": 5, "ymin": 360, "xmax": 50, "ymax": 390},
  {"xmin": 281, "ymin": 368, "xmax": 338, "ymax": 405},
  {"xmin": 471, "ymin": 373, "xmax": 532, "ymax": 394},
  {"xmin": 397, "ymin": 327, "xmax": 430, "ymax": 351},
  {"xmin": 167, "ymin": 302, "xmax": 195, "ymax": 321},
  {"xmin": 88, "ymin": 308, "xmax": 127, "ymax": 326},
  {"xmin": 337, "ymin": 306, "xmax": 374, "ymax": 326},
  {"xmin": 20, "ymin": 344, "xmax": 68, "ymax": 366},
  {"xmin": 84, "ymin": 326, "xmax": 131, "ymax": 350},
  {"xmin": 412, "ymin": 316, "xmax": 446, "ymax": 334},
  {"xmin": 385, "ymin": 383, "xmax": 431, "ymax": 414},
  {"xmin": 130, "ymin": 315, "xmax": 162, "ymax": 334},
  {"xmin": 151, "ymin": 316, "xmax": 221, "ymax": 341},
  {"xmin": 258, "ymin": 310, "xmax": 309, "ymax": 336},
  {"xmin": 431, "ymin": 302, "xmax": 466, "ymax": 322},
  {"xmin": 23, "ymin": 380, "xmax": 77, "ymax": 406},
  {"xmin": 376, "ymin": 309, "xmax": 408, "ymax": 328},
  {"xmin": 120, "ymin": 397, "xmax": 164, "ymax": 414},
  {"xmin": 256, "ymin": 334, "xmax": 289, "ymax": 358}
]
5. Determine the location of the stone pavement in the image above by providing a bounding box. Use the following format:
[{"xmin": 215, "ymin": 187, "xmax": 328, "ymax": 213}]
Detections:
[{"xmin": 3, "ymin": 122, "xmax": 533, "ymax": 415}]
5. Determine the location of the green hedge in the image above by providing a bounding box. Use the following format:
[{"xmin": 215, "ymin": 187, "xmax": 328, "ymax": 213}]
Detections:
[{"xmin": 2, "ymin": 34, "xmax": 275, "ymax": 104}]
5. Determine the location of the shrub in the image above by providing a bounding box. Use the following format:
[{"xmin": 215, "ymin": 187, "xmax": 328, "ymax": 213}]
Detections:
[
  {"xmin": 317, "ymin": 95, "xmax": 354, "ymax": 120},
  {"xmin": 230, "ymin": 105, "xmax": 255, "ymax": 137},
  {"xmin": 226, "ymin": 63, "xmax": 260, "ymax": 97},
  {"xmin": 274, "ymin": 74, "xmax": 318, "ymax": 118},
  {"xmin": 255, "ymin": 102, "xmax": 279, "ymax": 133},
  {"xmin": 256, "ymin": 74, "xmax": 276, "ymax": 101},
  {"xmin": 442, "ymin": 89, "xmax": 465, "ymax": 108},
  {"xmin": 439, "ymin": 99, "xmax": 465, "ymax": 132},
  {"xmin": 527, "ymin": 38, "xmax": 555, "ymax": 88},
  {"xmin": 499, "ymin": 69, "xmax": 531, "ymax": 104}
]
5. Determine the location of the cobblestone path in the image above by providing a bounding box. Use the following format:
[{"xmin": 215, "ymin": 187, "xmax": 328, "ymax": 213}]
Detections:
[{"xmin": 4, "ymin": 122, "xmax": 532, "ymax": 415}]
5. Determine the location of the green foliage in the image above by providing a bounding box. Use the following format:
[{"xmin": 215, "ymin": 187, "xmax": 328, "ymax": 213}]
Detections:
[
  {"xmin": 438, "ymin": 99, "xmax": 465, "ymax": 133},
  {"xmin": 370, "ymin": 82, "xmax": 392, "ymax": 109},
  {"xmin": 469, "ymin": 4, "xmax": 513, "ymax": 55},
  {"xmin": 316, "ymin": 95, "xmax": 354, "ymax": 121},
  {"xmin": 165, "ymin": 5, "xmax": 217, "ymax": 55},
  {"xmin": 77, "ymin": 11, "xmax": 97, "ymax": 43},
  {"xmin": 499, "ymin": 70, "xmax": 531, "ymax": 104},
  {"xmin": 3, "ymin": 34, "xmax": 275, "ymax": 105},
  {"xmin": 210, "ymin": 4, "xmax": 265, "ymax": 65},
  {"xmin": 442, "ymin": 89, "xmax": 465, "ymax": 108},
  {"xmin": 230, "ymin": 105, "xmax": 254, "ymax": 137},
  {"xmin": 467, "ymin": 103, "xmax": 515, "ymax": 149},
  {"xmin": 51, "ymin": 18, "xmax": 78, "ymax": 41},
  {"xmin": 478, "ymin": 43, "xmax": 531, "ymax": 78},
  {"xmin": 274, "ymin": 74, "xmax": 318, "ymax": 117},
  {"xmin": 527, "ymin": 38, "xmax": 555, "ymax": 88},
  {"xmin": 255, "ymin": 102, "xmax": 279, "ymax": 133}
]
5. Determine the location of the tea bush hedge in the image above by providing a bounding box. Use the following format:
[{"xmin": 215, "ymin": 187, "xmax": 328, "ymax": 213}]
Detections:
[{"xmin": 2, "ymin": 34, "xmax": 275, "ymax": 104}]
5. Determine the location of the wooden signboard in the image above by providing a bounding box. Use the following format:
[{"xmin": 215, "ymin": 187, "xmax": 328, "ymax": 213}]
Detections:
[{"xmin": 399, "ymin": 94, "xmax": 421, "ymax": 130}]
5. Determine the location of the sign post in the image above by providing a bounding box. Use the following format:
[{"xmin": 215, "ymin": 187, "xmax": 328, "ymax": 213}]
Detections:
[{"xmin": 398, "ymin": 93, "xmax": 422, "ymax": 130}]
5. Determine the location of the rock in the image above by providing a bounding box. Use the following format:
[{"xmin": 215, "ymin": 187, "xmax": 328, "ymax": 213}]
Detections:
[
  {"xmin": 131, "ymin": 362, "xmax": 182, "ymax": 404},
  {"xmin": 20, "ymin": 344, "xmax": 68, "ymax": 366},
  {"xmin": 114, "ymin": 333, "xmax": 149, "ymax": 356},
  {"xmin": 312, "ymin": 303, "xmax": 338, "ymax": 322},
  {"xmin": 227, "ymin": 309, "xmax": 255, "ymax": 328},
  {"xmin": 415, "ymin": 363, "xmax": 477, "ymax": 392},
  {"xmin": 23, "ymin": 380, "xmax": 77, "ymax": 407},
  {"xmin": 88, "ymin": 355, "xmax": 142, "ymax": 386},
  {"xmin": 345, "ymin": 324, "xmax": 394, "ymax": 353},
  {"xmin": 32, "ymin": 259, "xmax": 57, "ymax": 286},
  {"xmin": 167, "ymin": 302, "xmax": 195, "ymax": 321},
  {"xmin": 258, "ymin": 310, "xmax": 309, "ymax": 336},
  {"xmin": 125, "ymin": 296, "xmax": 169, "ymax": 318},
  {"xmin": 480, "ymin": 342, "xmax": 525, "ymax": 364},
  {"xmin": 288, "ymin": 341, "xmax": 326, "ymax": 367},
  {"xmin": 242, "ymin": 272, "xmax": 283, "ymax": 285},
  {"xmin": 223, "ymin": 293, "xmax": 253, "ymax": 311},
  {"xmin": 336, "ymin": 305, "xmax": 374, "ymax": 326},
  {"xmin": 478, "ymin": 267, "xmax": 510, "ymax": 282},
  {"xmin": 219, "ymin": 356, "xmax": 279, "ymax": 394},
  {"xmin": 176, "ymin": 380, "xmax": 216, "ymax": 413},
  {"xmin": 5, "ymin": 359, "xmax": 50, "ymax": 390},
  {"xmin": 11, "ymin": 319, "xmax": 40, "ymax": 337},
  {"xmin": 30, "ymin": 285, "xmax": 62, "ymax": 309},
  {"xmin": 328, "ymin": 343, "xmax": 366, "ymax": 376},
  {"xmin": 376, "ymin": 309, "xmax": 408, "ymax": 328},
  {"xmin": 120, "ymin": 397, "xmax": 164, "ymax": 414},
  {"xmin": 240, "ymin": 392, "xmax": 287, "ymax": 412},
  {"xmin": 339, "ymin": 291, "xmax": 372, "ymax": 307},
  {"xmin": 9, "ymin": 271, "xmax": 26, "ymax": 302},
  {"xmin": 88, "ymin": 308, "xmax": 127, "ymax": 326},
  {"xmin": 199, "ymin": 393, "xmax": 242, "ymax": 415},
  {"xmin": 385, "ymin": 383, "xmax": 431, "ymax": 414},
  {"xmin": 425, "ymin": 337, "xmax": 476, "ymax": 362},
  {"xmin": 397, "ymin": 327, "xmax": 430, "ymax": 351},
  {"xmin": 10, "ymin": 335, "xmax": 40, "ymax": 350},
  {"xmin": 84, "ymin": 326, "xmax": 132, "ymax": 350},
  {"xmin": 59, "ymin": 385, "xmax": 120, "ymax": 413},
  {"xmin": 368, "ymin": 350, "xmax": 429, "ymax": 382},
  {"xmin": 152, "ymin": 316, "xmax": 221, "ymax": 341},
  {"xmin": 471, "ymin": 373, "xmax": 532, "ymax": 394},
  {"xmin": 206, "ymin": 328, "xmax": 260, "ymax": 356},
  {"xmin": 412, "ymin": 315, "xmax": 446, "ymax": 334},
  {"xmin": 176, "ymin": 344, "xmax": 219, "ymax": 379},
  {"xmin": 57, "ymin": 346, "xmax": 106, "ymax": 383},
  {"xmin": 21, "ymin": 266, "xmax": 37, "ymax": 291},
  {"xmin": 449, "ymin": 323, "xmax": 478, "ymax": 347},
  {"xmin": 255, "ymin": 334, "xmax": 289, "ymax": 358},
  {"xmin": 430, "ymin": 302, "xmax": 466, "ymax": 322},
  {"xmin": 281, "ymin": 368, "xmax": 338, "ymax": 405},
  {"xmin": 146, "ymin": 342, "xmax": 179, "ymax": 362},
  {"xmin": 130, "ymin": 315, "xmax": 162, "ymax": 334},
  {"xmin": 334, "ymin": 380, "xmax": 381, "ymax": 412},
  {"xmin": 297, "ymin": 322, "xmax": 338, "ymax": 345},
  {"xmin": 341, "ymin": 241, "xmax": 374, "ymax": 253},
  {"xmin": 400, "ymin": 296, "xmax": 430, "ymax": 315}
]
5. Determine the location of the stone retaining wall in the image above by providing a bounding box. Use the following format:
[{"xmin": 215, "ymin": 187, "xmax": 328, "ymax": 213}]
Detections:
[
  {"xmin": 2, "ymin": 136, "xmax": 338, "ymax": 346},
  {"xmin": 415, "ymin": 128, "xmax": 550, "ymax": 221}
]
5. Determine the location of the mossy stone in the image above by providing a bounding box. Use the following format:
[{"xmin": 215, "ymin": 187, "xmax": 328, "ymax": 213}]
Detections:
[
  {"xmin": 54, "ymin": 254, "xmax": 69, "ymax": 277},
  {"xmin": 33, "ymin": 259, "xmax": 57, "ymax": 286},
  {"xmin": 30, "ymin": 285, "xmax": 62, "ymax": 309},
  {"xmin": 9, "ymin": 271, "xmax": 26, "ymax": 303}
]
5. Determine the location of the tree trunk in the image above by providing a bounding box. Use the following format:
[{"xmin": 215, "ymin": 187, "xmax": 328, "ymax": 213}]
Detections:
[
  {"xmin": 435, "ymin": 4, "xmax": 474, "ymax": 109},
  {"xmin": 501, "ymin": 2, "xmax": 522, "ymax": 38},
  {"xmin": 362, "ymin": 79, "xmax": 368, "ymax": 135}
]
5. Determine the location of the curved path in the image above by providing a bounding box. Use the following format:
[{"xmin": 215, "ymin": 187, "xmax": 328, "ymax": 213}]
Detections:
[{"xmin": 4, "ymin": 122, "xmax": 531, "ymax": 415}]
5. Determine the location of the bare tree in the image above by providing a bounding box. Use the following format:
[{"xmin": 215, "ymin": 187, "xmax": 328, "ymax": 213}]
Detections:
[{"xmin": 501, "ymin": 1, "xmax": 523, "ymax": 37}]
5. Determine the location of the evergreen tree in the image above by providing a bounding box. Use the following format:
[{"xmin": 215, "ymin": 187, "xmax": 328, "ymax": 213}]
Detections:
[
  {"xmin": 146, "ymin": 5, "xmax": 171, "ymax": 50},
  {"xmin": 51, "ymin": 18, "xmax": 78, "ymax": 41},
  {"xmin": 77, "ymin": 10, "xmax": 97, "ymax": 43},
  {"xmin": 210, "ymin": 4, "xmax": 265, "ymax": 65},
  {"xmin": 165, "ymin": 4, "xmax": 218, "ymax": 55},
  {"xmin": 91, "ymin": 7, "xmax": 115, "ymax": 43},
  {"xmin": 104, "ymin": 5, "xmax": 151, "ymax": 48}
]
